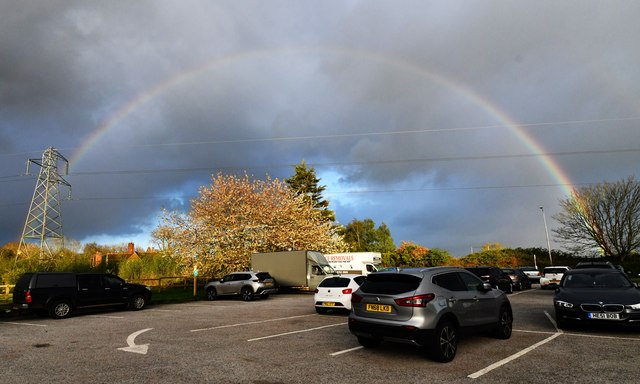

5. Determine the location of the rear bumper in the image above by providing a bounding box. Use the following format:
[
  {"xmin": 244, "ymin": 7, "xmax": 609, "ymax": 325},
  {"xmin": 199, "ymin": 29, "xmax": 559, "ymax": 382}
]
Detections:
[
  {"xmin": 348, "ymin": 317, "xmax": 433, "ymax": 346},
  {"xmin": 256, "ymin": 287, "xmax": 278, "ymax": 296}
]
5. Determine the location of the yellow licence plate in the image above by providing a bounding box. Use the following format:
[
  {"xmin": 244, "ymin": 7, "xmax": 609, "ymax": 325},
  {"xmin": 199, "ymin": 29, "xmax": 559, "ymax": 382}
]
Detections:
[
  {"xmin": 366, "ymin": 304, "xmax": 392, "ymax": 313},
  {"xmin": 323, "ymin": 302, "xmax": 335, "ymax": 306}
]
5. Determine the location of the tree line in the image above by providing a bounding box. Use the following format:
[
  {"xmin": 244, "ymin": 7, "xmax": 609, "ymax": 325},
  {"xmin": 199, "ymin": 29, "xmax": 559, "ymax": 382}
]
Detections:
[{"xmin": 4, "ymin": 163, "xmax": 640, "ymax": 284}]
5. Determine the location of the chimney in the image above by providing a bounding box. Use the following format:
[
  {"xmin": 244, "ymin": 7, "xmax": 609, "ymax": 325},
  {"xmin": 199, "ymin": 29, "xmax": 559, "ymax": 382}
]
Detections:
[{"xmin": 128, "ymin": 242, "xmax": 134, "ymax": 254}]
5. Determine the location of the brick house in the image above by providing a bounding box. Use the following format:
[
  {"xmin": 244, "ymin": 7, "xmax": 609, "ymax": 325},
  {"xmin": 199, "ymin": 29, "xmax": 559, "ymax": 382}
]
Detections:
[{"xmin": 91, "ymin": 242, "xmax": 144, "ymax": 267}]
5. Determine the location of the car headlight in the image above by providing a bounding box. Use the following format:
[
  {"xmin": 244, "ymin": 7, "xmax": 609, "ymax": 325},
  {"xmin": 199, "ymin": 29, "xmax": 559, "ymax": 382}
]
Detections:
[
  {"xmin": 627, "ymin": 303, "xmax": 640, "ymax": 310},
  {"xmin": 554, "ymin": 300, "xmax": 574, "ymax": 308}
]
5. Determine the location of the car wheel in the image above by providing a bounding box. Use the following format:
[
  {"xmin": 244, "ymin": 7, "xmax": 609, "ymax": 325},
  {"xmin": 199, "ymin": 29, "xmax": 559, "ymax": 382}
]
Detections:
[
  {"xmin": 492, "ymin": 305, "xmax": 513, "ymax": 339},
  {"xmin": 129, "ymin": 294, "xmax": 147, "ymax": 310},
  {"xmin": 241, "ymin": 286, "xmax": 254, "ymax": 301},
  {"xmin": 429, "ymin": 320, "xmax": 458, "ymax": 363},
  {"xmin": 506, "ymin": 283, "xmax": 513, "ymax": 294},
  {"xmin": 49, "ymin": 300, "xmax": 72, "ymax": 319},
  {"xmin": 206, "ymin": 287, "xmax": 217, "ymax": 301},
  {"xmin": 357, "ymin": 336, "xmax": 381, "ymax": 348}
]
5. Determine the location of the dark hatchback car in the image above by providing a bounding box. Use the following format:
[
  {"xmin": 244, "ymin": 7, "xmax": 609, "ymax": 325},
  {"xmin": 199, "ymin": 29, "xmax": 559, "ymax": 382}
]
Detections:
[
  {"xmin": 13, "ymin": 272, "xmax": 151, "ymax": 319},
  {"xmin": 502, "ymin": 268, "xmax": 532, "ymax": 291},
  {"xmin": 465, "ymin": 266, "xmax": 513, "ymax": 293},
  {"xmin": 554, "ymin": 268, "xmax": 640, "ymax": 329}
]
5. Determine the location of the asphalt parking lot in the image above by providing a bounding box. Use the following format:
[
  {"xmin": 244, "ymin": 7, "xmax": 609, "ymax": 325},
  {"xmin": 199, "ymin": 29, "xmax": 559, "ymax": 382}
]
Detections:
[{"xmin": 2, "ymin": 288, "xmax": 640, "ymax": 384}]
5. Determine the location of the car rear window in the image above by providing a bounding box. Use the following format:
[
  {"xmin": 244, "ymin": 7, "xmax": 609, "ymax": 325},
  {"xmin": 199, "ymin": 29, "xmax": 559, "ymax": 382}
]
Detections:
[
  {"xmin": 255, "ymin": 272, "xmax": 272, "ymax": 280},
  {"xmin": 319, "ymin": 277, "xmax": 351, "ymax": 288},
  {"xmin": 544, "ymin": 268, "xmax": 567, "ymax": 274},
  {"xmin": 14, "ymin": 274, "xmax": 34, "ymax": 291},
  {"xmin": 359, "ymin": 273, "xmax": 422, "ymax": 295},
  {"xmin": 35, "ymin": 273, "xmax": 75, "ymax": 288}
]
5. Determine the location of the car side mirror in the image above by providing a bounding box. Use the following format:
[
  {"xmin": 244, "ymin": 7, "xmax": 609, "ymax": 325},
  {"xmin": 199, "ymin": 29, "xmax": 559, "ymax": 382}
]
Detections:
[{"xmin": 480, "ymin": 282, "xmax": 492, "ymax": 291}]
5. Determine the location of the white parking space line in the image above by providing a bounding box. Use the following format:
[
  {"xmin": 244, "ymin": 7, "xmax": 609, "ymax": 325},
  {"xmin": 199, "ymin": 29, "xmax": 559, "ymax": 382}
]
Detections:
[
  {"xmin": 88, "ymin": 315, "xmax": 125, "ymax": 319},
  {"xmin": 514, "ymin": 329, "xmax": 556, "ymax": 335},
  {"xmin": 148, "ymin": 308, "xmax": 182, "ymax": 313},
  {"xmin": 330, "ymin": 346, "xmax": 364, "ymax": 356},
  {"xmin": 247, "ymin": 322, "xmax": 345, "ymax": 342},
  {"xmin": 1, "ymin": 322, "xmax": 48, "ymax": 327},
  {"xmin": 190, "ymin": 314, "xmax": 314, "ymax": 332},
  {"xmin": 543, "ymin": 310, "xmax": 561, "ymax": 332},
  {"xmin": 179, "ymin": 304, "xmax": 214, "ymax": 308},
  {"xmin": 467, "ymin": 332, "xmax": 562, "ymax": 379}
]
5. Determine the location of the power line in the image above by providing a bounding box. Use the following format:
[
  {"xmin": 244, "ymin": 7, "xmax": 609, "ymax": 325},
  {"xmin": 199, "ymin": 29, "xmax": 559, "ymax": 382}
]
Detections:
[
  {"xmin": 1, "ymin": 146, "xmax": 638, "ymax": 181},
  {"xmin": 0, "ymin": 180, "xmax": 600, "ymax": 208},
  {"xmin": 2, "ymin": 116, "xmax": 639, "ymax": 157},
  {"xmin": 60, "ymin": 147, "xmax": 640, "ymax": 177}
]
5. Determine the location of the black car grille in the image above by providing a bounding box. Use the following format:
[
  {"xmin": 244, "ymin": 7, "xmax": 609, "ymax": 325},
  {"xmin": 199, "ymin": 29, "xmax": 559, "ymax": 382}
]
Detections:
[{"xmin": 580, "ymin": 303, "xmax": 624, "ymax": 313}]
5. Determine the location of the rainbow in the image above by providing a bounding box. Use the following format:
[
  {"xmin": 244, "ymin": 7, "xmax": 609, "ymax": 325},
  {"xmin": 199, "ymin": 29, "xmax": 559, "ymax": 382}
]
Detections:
[{"xmin": 70, "ymin": 46, "xmax": 575, "ymax": 197}]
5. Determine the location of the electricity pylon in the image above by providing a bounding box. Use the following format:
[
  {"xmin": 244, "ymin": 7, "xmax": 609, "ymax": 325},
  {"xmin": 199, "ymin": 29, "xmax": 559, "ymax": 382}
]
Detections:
[{"xmin": 17, "ymin": 147, "xmax": 72, "ymax": 261}]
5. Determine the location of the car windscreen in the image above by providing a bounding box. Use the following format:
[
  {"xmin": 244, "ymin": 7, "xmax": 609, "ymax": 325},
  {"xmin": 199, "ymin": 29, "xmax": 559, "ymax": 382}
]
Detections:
[
  {"xmin": 358, "ymin": 273, "xmax": 422, "ymax": 295},
  {"xmin": 562, "ymin": 272, "xmax": 633, "ymax": 289},
  {"xmin": 318, "ymin": 277, "xmax": 351, "ymax": 288}
]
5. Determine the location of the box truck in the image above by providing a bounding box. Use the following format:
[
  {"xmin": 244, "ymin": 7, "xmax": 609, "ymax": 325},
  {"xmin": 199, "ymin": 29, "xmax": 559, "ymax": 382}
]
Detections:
[
  {"xmin": 251, "ymin": 250, "xmax": 337, "ymax": 291},
  {"xmin": 324, "ymin": 252, "xmax": 381, "ymax": 275}
]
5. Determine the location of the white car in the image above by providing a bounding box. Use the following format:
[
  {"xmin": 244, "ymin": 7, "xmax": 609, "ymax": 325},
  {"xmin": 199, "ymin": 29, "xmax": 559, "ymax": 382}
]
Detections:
[
  {"xmin": 540, "ymin": 266, "xmax": 571, "ymax": 289},
  {"xmin": 314, "ymin": 274, "xmax": 366, "ymax": 314}
]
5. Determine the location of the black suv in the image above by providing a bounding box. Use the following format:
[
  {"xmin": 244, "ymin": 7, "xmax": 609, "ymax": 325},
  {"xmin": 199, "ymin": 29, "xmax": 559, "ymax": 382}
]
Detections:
[
  {"xmin": 13, "ymin": 272, "xmax": 152, "ymax": 319},
  {"xmin": 464, "ymin": 266, "xmax": 513, "ymax": 293}
]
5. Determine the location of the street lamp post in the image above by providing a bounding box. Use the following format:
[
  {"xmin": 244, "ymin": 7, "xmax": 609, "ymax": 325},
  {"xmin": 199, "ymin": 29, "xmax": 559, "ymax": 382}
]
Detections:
[{"xmin": 539, "ymin": 207, "xmax": 553, "ymax": 265}]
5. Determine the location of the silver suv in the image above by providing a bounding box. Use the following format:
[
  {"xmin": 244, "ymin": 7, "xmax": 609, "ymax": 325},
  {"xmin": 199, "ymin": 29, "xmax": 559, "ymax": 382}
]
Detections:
[
  {"xmin": 348, "ymin": 267, "xmax": 512, "ymax": 363},
  {"xmin": 205, "ymin": 272, "xmax": 277, "ymax": 301}
]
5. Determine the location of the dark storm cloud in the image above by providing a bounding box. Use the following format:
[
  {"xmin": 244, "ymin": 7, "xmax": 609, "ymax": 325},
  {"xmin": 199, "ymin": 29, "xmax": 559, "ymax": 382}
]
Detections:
[{"xmin": 1, "ymin": 1, "xmax": 639, "ymax": 255}]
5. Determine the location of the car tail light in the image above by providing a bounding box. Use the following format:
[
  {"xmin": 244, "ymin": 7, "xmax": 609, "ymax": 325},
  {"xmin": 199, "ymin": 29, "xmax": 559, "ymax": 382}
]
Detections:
[
  {"xmin": 342, "ymin": 288, "xmax": 353, "ymax": 295},
  {"xmin": 351, "ymin": 292, "xmax": 363, "ymax": 303},
  {"xmin": 395, "ymin": 293, "xmax": 435, "ymax": 307},
  {"xmin": 314, "ymin": 288, "xmax": 319, "ymax": 294},
  {"xmin": 25, "ymin": 291, "xmax": 32, "ymax": 303}
]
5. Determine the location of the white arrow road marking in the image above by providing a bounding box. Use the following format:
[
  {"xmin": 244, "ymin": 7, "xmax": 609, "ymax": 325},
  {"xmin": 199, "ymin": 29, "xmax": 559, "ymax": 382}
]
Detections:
[{"xmin": 118, "ymin": 328, "xmax": 153, "ymax": 355}]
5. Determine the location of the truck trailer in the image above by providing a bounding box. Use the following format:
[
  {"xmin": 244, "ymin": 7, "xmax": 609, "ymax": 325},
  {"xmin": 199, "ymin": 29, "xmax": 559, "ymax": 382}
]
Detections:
[{"xmin": 251, "ymin": 250, "xmax": 337, "ymax": 291}]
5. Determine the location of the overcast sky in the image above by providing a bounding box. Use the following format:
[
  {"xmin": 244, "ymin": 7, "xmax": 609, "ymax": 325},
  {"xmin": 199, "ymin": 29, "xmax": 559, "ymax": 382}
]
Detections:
[{"xmin": 1, "ymin": 1, "xmax": 639, "ymax": 257}]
